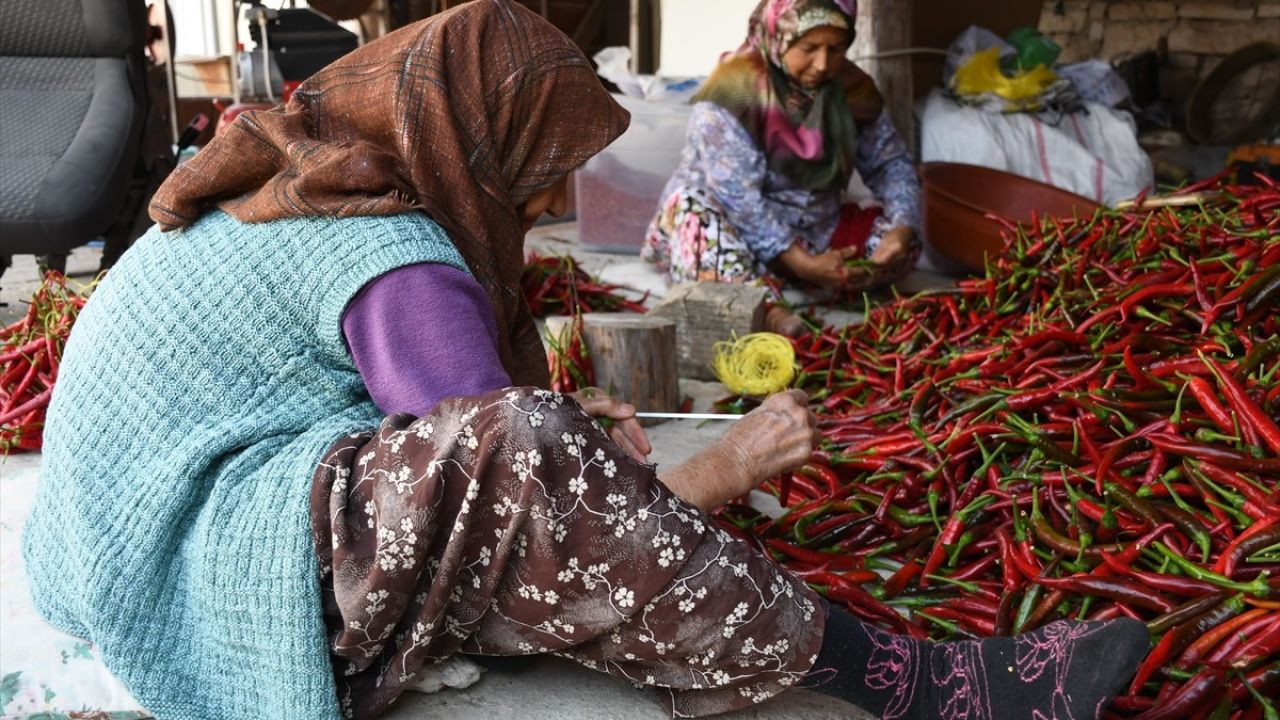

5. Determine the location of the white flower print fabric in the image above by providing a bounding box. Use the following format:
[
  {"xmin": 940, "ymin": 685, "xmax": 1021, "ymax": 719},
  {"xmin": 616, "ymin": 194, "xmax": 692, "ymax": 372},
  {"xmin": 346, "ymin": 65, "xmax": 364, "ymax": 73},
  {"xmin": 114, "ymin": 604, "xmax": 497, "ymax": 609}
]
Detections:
[{"xmin": 311, "ymin": 387, "xmax": 825, "ymax": 719}]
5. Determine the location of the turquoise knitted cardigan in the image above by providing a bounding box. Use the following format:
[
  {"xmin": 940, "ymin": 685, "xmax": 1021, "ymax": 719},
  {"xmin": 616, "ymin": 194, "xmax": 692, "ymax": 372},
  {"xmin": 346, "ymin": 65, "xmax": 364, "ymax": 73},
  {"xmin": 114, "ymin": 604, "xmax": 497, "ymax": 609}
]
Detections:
[{"xmin": 22, "ymin": 210, "xmax": 470, "ymax": 720}]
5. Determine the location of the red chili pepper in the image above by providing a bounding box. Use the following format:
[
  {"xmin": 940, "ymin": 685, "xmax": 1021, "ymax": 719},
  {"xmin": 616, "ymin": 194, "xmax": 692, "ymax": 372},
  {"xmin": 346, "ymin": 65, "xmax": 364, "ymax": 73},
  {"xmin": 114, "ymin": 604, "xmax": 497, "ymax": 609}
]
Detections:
[
  {"xmin": 1178, "ymin": 612, "xmax": 1268, "ymax": 677},
  {"xmin": 797, "ymin": 512, "xmax": 862, "ymax": 543},
  {"xmin": 1147, "ymin": 433, "xmax": 1280, "ymax": 473},
  {"xmin": 1215, "ymin": 517, "xmax": 1280, "ymax": 577},
  {"xmin": 795, "ymin": 567, "xmax": 881, "ymax": 586},
  {"xmin": 766, "ymin": 539, "xmax": 864, "ymax": 570},
  {"xmin": 880, "ymin": 559, "xmax": 922, "ymax": 599},
  {"xmin": 1032, "ymin": 575, "xmax": 1176, "ymax": 613},
  {"xmin": 1190, "ymin": 260, "xmax": 1214, "ymax": 312},
  {"xmin": 1145, "ymin": 592, "xmax": 1230, "ymax": 636},
  {"xmin": 1203, "ymin": 355, "xmax": 1280, "ymax": 455},
  {"xmin": 1149, "ymin": 355, "xmax": 1218, "ymax": 379},
  {"xmin": 948, "ymin": 553, "xmax": 999, "ymax": 583},
  {"xmin": 1192, "ymin": 461, "xmax": 1278, "ymax": 514},
  {"xmin": 1183, "ymin": 376, "xmax": 1237, "ymax": 436},
  {"xmin": 993, "ymin": 528, "xmax": 1025, "ymax": 591},
  {"xmin": 1076, "ymin": 498, "xmax": 1139, "ymax": 534},
  {"xmin": 1005, "ymin": 387, "xmax": 1060, "ymax": 411},
  {"xmin": 1129, "ymin": 594, "xmax": 1246, "ymax": 694},
  {"xmin": 797, "ymin": 463, "xmax": 841, "ymax": 496},
  {"xmin": 783, "ymin": 470, "xmax": 828, "ymax": 500},
  {"xmin": 919, "ymin": 472, "xmax": 989, "ymax": 588},
  {"xmin": 919, "ymin": 605, "xmax": 995, "ymax": 636},
  {"xmin": 1203, "ymin": 613, "xmax": 1280, "ymax": 665},
  {"xmin": 778, "ymin": 471, "xmax": 794, "ymax": 507},
  {"xmin": 822, "ymin": 581, "xmax": 927, "ymax": 639},
  {"xmin": 1097, "ymin": 551, "xmax": 1219, "ymax": 598}
]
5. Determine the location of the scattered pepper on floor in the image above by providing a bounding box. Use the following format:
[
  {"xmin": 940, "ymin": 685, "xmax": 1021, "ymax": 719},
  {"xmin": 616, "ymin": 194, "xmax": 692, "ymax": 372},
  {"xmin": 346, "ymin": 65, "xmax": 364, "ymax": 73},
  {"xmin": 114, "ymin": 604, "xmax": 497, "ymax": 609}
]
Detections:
[
  {"xmin": 1, "ymin": 271, "xmax": 93, "ymax": 453},
  {"xmin": 522, "ymin": 252, "xmax": 648, "ymax": 317}
]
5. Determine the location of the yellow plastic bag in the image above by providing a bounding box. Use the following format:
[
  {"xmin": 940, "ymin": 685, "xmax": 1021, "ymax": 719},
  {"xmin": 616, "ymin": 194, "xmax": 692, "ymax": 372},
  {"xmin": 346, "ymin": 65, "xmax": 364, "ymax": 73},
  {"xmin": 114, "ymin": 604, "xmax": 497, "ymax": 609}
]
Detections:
[{"xmin": 953, "ymin": 47, "xmax": 1059, "ymax": 102}]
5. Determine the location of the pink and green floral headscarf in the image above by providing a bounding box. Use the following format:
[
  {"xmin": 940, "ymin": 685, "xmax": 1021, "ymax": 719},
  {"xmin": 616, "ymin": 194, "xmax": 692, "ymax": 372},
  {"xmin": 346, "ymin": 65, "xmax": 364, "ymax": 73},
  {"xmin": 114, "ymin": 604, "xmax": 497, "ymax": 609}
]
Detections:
[{"xmin": 692, "ymin": 0, "xmax": 881, "ymax": 193}]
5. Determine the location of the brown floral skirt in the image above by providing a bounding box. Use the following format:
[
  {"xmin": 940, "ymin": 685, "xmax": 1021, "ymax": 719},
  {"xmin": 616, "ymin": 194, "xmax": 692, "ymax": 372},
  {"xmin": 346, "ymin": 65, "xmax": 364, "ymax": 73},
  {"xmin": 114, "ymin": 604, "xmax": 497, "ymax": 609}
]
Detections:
[{"xmin": 310, "ymin": 387, "xmax": 825, "ymax": 719}]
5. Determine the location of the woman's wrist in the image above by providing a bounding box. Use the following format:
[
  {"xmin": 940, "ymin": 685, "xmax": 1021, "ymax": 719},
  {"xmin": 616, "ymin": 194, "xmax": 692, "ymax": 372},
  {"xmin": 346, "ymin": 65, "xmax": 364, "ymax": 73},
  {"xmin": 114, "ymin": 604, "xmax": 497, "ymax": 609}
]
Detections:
[
  {"xmin": 659, "ymin": 444, "xmax": 738, "ymax": 512},
  {"xmin": 658, "ymin": 434, "xmax": 763, "ymax": 512},
  {"xmin": 777, "ymin": 241, "xmax": 815, "ymax": 281}
]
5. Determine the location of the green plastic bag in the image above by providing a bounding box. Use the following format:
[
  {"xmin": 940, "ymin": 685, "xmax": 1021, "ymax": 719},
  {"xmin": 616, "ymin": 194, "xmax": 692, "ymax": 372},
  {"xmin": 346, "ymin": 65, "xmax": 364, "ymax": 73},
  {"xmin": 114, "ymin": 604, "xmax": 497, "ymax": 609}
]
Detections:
[{"xmin": 1006, "ymin": 27, "xmax": 1062, "ymax": 72}]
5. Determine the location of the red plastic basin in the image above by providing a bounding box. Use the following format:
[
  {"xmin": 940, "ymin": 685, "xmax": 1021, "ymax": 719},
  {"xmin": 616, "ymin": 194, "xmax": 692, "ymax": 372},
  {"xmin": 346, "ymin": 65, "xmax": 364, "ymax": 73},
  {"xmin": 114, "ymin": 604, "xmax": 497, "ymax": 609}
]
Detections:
[{"xmin": 922, "ymin": 162, "xmax": 1103, "ymax": 273}]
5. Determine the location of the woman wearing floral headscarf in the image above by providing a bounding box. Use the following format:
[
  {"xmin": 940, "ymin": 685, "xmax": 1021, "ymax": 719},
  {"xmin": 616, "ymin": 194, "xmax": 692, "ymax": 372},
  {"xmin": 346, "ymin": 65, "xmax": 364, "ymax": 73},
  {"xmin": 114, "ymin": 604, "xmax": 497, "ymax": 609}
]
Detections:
[
  {"xmin": 644, "ymin": 0, "xmax": 921, "ymax": 332},
  {"xmin": 25, "ymin": 2, "xmax": 1147, "ymax": 719}
]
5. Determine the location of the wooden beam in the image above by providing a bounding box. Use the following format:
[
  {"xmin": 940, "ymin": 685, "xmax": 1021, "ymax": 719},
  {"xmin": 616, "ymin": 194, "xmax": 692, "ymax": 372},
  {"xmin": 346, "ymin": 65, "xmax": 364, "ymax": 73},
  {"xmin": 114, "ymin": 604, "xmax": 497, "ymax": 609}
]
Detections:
[
  {"xmin": 852, "ymin": 0, "xmax": 916, "ymax": 154},
  {"xmin": 629, "ymin": 0, "xmax": 640, "ymax": 74},
  {"xmin": 571, "ymin": 0, "xmax": 605, "ymax": 48}
]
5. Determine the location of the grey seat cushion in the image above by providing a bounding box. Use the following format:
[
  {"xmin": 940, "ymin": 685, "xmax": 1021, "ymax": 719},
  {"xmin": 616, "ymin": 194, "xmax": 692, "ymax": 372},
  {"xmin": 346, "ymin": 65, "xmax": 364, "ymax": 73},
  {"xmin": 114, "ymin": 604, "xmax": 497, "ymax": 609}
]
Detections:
[
  {"xmin": 0, "ymin": 0, "xmax": 145, "ymax": 256},
  {"xmin": 0, "ymin": 56, "xmax": 139, "ymax": 255}
]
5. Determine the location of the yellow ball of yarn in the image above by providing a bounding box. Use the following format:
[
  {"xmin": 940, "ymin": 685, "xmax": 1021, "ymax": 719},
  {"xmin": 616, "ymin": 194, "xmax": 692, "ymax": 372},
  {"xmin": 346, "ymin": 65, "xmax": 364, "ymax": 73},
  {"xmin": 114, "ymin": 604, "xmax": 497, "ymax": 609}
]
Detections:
[{"xmin": 710, "ymin": 332, "xmax": 797, "ymax": 397}]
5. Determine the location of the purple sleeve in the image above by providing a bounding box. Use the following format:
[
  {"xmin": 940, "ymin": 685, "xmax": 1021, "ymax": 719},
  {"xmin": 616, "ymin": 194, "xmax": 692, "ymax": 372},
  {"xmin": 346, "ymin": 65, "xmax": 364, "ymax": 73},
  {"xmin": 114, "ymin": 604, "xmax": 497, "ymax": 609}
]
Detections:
[{"xmin": 341, "ymin": 263, "xmax": 513, "ymax": 416}]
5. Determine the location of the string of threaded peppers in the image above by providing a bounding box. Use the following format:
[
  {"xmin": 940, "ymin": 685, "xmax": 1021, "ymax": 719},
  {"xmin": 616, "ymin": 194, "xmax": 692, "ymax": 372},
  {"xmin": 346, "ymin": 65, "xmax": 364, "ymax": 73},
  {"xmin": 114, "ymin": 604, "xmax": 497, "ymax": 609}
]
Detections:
[
  {"xmin": 716, "ymin": 175, "xmax": 1280, "ymax": 717},
  {"xmin": 546, "ymin": 314, "xmax": 594, "ymax": 394},
  {"xmin": 523, "ymin": 252, "xmax": 643, "ymax": 393},
  {"xmin": 522, "ymin": 252, "xmax": 649, "ymax": 317},
  {"xmin": 1, "ymin": 272, "xmax": 93, "ymax": 454}
]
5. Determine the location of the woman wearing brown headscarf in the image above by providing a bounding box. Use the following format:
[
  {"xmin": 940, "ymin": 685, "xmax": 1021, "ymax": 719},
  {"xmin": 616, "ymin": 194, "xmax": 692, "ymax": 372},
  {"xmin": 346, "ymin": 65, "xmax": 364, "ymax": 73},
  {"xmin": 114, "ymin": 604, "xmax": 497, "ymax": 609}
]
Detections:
[{"xmin": 25, "ymin": 2, "xmax": 1149, "ymax": 720}]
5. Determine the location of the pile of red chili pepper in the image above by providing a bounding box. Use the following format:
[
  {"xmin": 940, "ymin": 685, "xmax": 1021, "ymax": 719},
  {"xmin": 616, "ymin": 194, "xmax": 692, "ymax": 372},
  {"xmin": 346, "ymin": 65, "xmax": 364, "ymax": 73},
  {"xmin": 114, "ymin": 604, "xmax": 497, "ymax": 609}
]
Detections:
[
  {"xmin": 716, "ymin": 176, "xmax": 1280, "ymax": 718},
  {"xmin": 1, "ymin": 272, "xmax": 92, "ymax": 454},
  {"xmin": 522, "ymin": 252, "xmax": 648, "ymax": 318}
]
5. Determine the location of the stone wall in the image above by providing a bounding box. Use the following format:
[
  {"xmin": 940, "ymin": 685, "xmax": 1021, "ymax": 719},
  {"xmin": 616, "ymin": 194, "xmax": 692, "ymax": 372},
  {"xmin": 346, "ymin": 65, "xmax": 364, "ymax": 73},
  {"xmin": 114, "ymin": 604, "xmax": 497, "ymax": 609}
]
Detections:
[{"xmin": 1038, "ymin": 0, "xmax": 1279, "ymax": 118}]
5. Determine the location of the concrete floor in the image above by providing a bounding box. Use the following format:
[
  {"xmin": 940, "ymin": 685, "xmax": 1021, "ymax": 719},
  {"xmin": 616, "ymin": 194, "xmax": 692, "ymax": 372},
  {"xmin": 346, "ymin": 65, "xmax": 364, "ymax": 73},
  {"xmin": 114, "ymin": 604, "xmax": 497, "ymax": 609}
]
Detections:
[
  {"xmin": 1, "ymin": 222, "xmax": 958, "ymax": 720},
  {"xmin": 1, "ymin": 248, "xmax": 103, "ymax": 327},
  {"xmin": 383, "ymin": 655, "xmax": 864, "ymax": 720}
]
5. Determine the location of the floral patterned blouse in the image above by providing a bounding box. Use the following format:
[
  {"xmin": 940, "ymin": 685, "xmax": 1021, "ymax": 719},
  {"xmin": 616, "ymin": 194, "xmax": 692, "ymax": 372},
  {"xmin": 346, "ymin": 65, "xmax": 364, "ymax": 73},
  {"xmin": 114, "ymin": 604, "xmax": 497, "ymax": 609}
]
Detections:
[{"xmin": 658, "ymin": 101, "xmax": 921, "ymax": 261}]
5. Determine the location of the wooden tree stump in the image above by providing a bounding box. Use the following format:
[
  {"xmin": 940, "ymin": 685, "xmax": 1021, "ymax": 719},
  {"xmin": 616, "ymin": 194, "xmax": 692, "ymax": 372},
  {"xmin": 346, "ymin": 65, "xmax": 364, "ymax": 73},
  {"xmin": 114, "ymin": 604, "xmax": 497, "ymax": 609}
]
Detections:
[
  {"xmin": 545, "ymin": 313, "xmax": 680, "ymax": 419},
  {"xmin": 648, "ymin": 282, "xmax": 771, "ymax": 381}
]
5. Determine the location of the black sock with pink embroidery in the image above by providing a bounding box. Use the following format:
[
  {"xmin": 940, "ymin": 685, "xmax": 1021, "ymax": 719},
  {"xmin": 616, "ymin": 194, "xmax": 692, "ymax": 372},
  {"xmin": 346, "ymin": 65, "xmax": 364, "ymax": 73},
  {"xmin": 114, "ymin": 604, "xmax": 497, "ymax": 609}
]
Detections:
[{"xmin": 806, "ymin": 604, "xmax": 1148, "ymax": 719}]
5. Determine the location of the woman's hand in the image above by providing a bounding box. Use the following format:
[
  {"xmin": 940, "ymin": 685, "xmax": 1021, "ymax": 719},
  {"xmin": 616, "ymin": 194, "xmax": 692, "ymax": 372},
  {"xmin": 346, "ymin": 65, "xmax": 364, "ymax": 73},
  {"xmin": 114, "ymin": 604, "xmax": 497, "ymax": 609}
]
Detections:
[
  {"xmin": 721, "ymin": 390, "xmax": 820, "ymax": 489},
  {"xmin": 868, "ymin": 226, "xmax": 915, "ymax": 281},
  {"xmin": 778, "ymin": 242, "xmax": 859, "ymax": 291},
  {"xmin": 570, "ymin": 388, "xmax": 652, "ymax": 462},
  {"xmin": 658, "ymin": 390, "xmax": 819, "ymax": 511},
  {"xmin": 839, "ymin": 227, "xmax": 917, "ymax": 293}
]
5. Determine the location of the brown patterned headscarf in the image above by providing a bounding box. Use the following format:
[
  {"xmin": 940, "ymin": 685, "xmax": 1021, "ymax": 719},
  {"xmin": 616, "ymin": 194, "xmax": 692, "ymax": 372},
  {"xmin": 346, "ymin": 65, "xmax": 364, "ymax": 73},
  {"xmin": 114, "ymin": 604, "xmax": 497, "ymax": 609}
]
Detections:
[{"xmin": 149, "ymin": 0, "xmax": 630, "ymax": 387}]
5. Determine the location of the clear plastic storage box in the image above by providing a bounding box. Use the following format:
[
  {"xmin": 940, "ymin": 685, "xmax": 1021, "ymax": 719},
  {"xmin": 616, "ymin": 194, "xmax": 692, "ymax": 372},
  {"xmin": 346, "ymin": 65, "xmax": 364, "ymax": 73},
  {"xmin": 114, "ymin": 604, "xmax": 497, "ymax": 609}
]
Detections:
[{"xmin": 575, "ymin": 94, "xmax": 693, "ymax": 254}]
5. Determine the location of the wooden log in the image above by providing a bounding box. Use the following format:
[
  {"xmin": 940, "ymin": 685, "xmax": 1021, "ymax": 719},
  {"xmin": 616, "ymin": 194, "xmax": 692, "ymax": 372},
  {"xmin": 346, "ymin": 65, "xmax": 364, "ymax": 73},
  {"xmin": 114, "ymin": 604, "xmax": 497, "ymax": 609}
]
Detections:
[
  {"xmin": 544, "ymin": 313, "xmax": 680, "ymax": 419},
  {"xmin": 648, "ymin": 282, "xmax": 771, "ymax": 381}
]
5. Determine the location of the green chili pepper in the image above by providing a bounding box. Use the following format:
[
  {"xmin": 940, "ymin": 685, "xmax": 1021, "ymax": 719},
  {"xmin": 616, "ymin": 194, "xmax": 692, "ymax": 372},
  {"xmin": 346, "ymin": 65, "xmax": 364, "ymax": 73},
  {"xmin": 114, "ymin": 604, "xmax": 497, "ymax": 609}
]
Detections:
[{"xmin": 1153, "ymin": 542, "xmax": 1274, "ymax": 597}]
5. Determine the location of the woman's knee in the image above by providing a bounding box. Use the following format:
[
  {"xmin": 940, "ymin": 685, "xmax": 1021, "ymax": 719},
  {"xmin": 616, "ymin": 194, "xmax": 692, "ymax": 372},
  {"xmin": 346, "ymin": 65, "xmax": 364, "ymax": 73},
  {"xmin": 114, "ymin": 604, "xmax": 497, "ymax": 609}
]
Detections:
[
  {"xmin": 435, "ymin": 387, "xmax": 597, "ymax": 456},
  {"xmin": 487, "ymin": 388, "xmax": 592, "ymax": 431}
]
